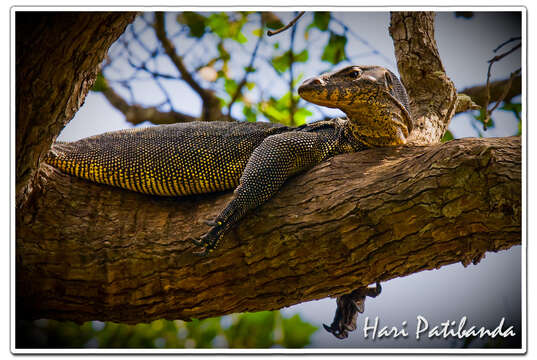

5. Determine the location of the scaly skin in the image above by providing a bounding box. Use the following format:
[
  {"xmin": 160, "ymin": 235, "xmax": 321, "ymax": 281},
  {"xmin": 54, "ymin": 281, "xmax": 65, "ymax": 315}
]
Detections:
[{"xmin": 44, "ymin": 65, "xmax": 412, "ymax": 256}]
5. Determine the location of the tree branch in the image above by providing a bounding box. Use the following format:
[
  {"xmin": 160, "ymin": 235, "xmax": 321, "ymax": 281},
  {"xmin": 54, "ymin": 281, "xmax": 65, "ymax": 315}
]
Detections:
[
  {"xmin": 16, "ymin": 12, "xmax": 137, "ymax": 207},
  {"xmin": 457, "ymin": 74, "xmax": 522, "ymax": 111},
  {"xmin": 389, "ymin": 12, "xmax": 457, "ymax": 145},
  {"xmin": 101, "ymin": 83, "xmax": 198, "ymax": 125},
  {"xmin": 153, "ymin": 12, "xmax": 223, "ymax": 122},
  {"xmin": 17, "ymin": 137, "xmax": 521, "ymax": 324},
  {"xmin": 267, "ymin": 11, "xmax": 305, "ymax": 36}
]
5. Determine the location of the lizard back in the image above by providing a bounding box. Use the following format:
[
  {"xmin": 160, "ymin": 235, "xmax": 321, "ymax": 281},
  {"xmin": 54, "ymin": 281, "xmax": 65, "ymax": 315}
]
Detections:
[{"xmin": 45, "ymin": 121, "xmax": 290, "ymax": 196}]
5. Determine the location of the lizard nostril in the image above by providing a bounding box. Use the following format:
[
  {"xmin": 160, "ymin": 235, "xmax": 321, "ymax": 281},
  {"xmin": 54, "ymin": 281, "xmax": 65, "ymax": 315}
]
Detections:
[{"xmin": 299, "ymin": 77, "xmax": 324, "ymax": 94}]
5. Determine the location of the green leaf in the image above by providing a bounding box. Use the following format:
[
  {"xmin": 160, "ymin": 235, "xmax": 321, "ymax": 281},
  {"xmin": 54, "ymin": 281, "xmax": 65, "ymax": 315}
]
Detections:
[
  {"xmin": 474, "ymin": 108, "xmax": 494, "ymax": 129},
  {"xmin": 236, "ymin": 32, "xmax": 248, "ymax": 44},
  {"xmin": 294, "ymin": 107, "xmax": 313, "ymax": 126},
  {"xmin": 271, "ymin": 51, "xmax": 291, "ymax": 74},
  {"xmin": 291, "ymin": 73, "xmax": 304, "ymax": 87},
  {"xmin": 313, "ymin": 12, "xmax": 330, "ymax": 31},
  {"xmin": 280, "ymin": 314, "xmax": 317, "ymax": 348},
  {"xmin": 91, "ymin": 73, "xmax": 108, "ymax": 92},
  {"xmin": 294, "ymin": 49, "xmax": 309, "ymax": 63},
  {"xmin": 177, "ymin": 12, "xmax": 207, "ymax": 38},
  {"xmin": 252, "ymin": 28, "xmax": 263, "ymax": 37},
  {"xmin": 441, "ymin": 130, "xmax": 454, "ymax": 142},
  {"xmin": 500, "ymin": 101, "xmax": 522, "ymax": 114},
  {"xmin": 321, "ymin": 32, "xmax": 348, "ymax": 64},
  {"xmin": 207, "ymin": 13, "xmax": 231, "ymax": 38},
  {"xmin": 271, "ymin": 50, "xmax": 308, "ymax": 74},
  {"xmin": 224, "ymin": 311, "xmax": 276, "ymax": 348},
  {"xmin": 244, "ymin": 65, "xmax": 257, "ymax": 74},
  {"xmin": 208, "ymin": 13, "xmax": 249, "ymax": 43},
  {"xmin": 224, "ymin": 79, "xmax": 238, "ymax": 97},
  {"xmin": 243, "ymin": 105, "xmax": 257, "ymax": 122}
]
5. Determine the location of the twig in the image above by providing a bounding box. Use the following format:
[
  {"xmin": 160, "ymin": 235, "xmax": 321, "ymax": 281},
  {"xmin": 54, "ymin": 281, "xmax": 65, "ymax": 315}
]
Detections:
[
  {"xmin": 482, "ymin": 40, "xmax": 521, "ymax": 130},
  {"xmin": 101, "ymin": 84, "xmax": 197, "ymax": 125},
  {"xmin": 493, "ymin": 36, "xmax": 521, "ymax": 53},
  {"xmin": 154, "ymin": 12, "xmax": 223, "ymax": 122},
  {"xmin": 288, "ymin": 16, "xmax": 298, "ymax": 126},
  {"xmin": 267, "ymin": 11, "xmax": 305, "ymax": 36},
  {"xmin": 331, "ymin": 15, "xmax": 393, "ymax": 65},
  {"xmin": 154, "ymin": 12, "xmax": 208, "ymax": 101},
  {"xmin": 228, "ymin": 21, "xmax": 264, "ymax": 116},
  {"xmin": 487, "ymin": 68, "xmax": 521, "ymax": 114}
]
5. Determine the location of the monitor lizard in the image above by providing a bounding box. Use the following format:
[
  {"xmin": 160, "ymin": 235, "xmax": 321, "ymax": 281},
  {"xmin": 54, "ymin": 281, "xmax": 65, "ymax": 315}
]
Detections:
[
  {"xmin": 45, "ymin": 65, "xmax": 412, "ymax": 256},
  {"xmin": 44, "ymin": 65, "xmax": 412, "ymax": 338}
]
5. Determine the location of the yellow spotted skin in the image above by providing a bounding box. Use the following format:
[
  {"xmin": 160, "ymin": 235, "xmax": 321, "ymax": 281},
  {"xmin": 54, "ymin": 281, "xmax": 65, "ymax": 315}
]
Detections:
[
  {"xmin": 46, "ymin": 121, "xmax": 291, "ymax": 197},
  {"xmin": 45, "ymin": 65, "xmax": 412, "ymax": 255}
]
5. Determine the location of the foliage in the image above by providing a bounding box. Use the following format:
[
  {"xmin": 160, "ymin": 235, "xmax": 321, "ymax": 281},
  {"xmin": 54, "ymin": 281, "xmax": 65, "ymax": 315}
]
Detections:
[
  {"xmin": 91, "ymin": 73, "xmax": 108, "ymax": 92},
  {"xmin": 441, "ymin": 130, "xmax": 454, "ymax": 142},
  {"xmin": 16, "ymin": 311, "xmax": 317, "ymax": 349},
  {"xmin": 321, "ymin": 32, "xmax": 348, "ymax": 64},
  {"xmin": 102, "ymin": 12, "xmax": 380, "ymax": 127}
]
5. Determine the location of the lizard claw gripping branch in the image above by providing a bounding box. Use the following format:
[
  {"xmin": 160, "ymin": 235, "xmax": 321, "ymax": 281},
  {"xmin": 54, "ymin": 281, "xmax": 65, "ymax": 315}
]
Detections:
[{"xmin": 44, "ymin": 65, "xmax": 412, "ymax": 255}]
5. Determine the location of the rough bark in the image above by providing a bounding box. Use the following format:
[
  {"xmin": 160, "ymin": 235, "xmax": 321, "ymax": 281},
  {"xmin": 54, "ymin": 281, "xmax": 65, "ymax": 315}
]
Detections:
[
  {"xmin": 16, "ymin": 136, "xmax": 521, "ymax": 323},
  {"xmin": 389, "ymin": 12, "xmax": 458, "ymax": 145},
  {"xmin": 16, "ymin": 12, "xmax": 137, "ymax": 208}
]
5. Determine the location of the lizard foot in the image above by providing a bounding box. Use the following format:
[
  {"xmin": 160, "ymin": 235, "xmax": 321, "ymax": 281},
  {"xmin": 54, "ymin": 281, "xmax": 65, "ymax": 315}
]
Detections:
[{"xmin": 191, "ymin": 222, "xmax": 225, "ymax": 256}]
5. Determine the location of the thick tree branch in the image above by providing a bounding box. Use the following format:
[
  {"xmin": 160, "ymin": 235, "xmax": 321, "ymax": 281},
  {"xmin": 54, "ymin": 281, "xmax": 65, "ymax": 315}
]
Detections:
[
  {"xmin": 16, "ymin": 12, "xmax": 137, "ymax": 207},
  {"xmin": 17, "ymin": 137, "xmax": 521, "ymax": 324}
]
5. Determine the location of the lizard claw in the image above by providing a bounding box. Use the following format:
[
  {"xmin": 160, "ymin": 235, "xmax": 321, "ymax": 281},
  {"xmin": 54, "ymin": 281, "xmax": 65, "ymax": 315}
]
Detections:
[
  {"xmin": 203, "ymin": 219, "xmax": 218, "ymax": 227},
  {"xmin": 323, "ymin": 323, "xmax": 348, "ymax": 339},
  {"xmin": 190, "ymin": 224, "xmax": 224, "ymax": 255},
  {"xmin": 192, "ymin": 246, "xmax": 212, "ymax": 257},
  {"xmin": 190, "ymin": 237, "xmax": 206, "ymax": 246}
]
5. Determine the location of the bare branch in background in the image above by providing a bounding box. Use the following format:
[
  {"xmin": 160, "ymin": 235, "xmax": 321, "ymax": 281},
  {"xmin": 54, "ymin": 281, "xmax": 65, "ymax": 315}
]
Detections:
[
  {"xmin": 102, "ymin": 84, "xmax": 197, "ymax": 125},
  {"xmin": 458, "ymin": 74, "xmax": 522, "ymax": 111},
  {"xmin": 227, "ymin": 20, "xmax": 264, "ymax": 118},
  {"xmin": 288, "ymin": 14, "xmax": 298, "ymax": 126},
  {"xmin": 493, "ymin": 36, "xmax": 521, "ymax": 52},
  {"xmin": 267, "ymin": 11, "xmax": 305, "ymax": 36},
  {"xmin": 154, "ymin": 12, "xmax": 224, "ymax": 122},
  {"xmin": 482, "ymin": 40, "xmax": 521, "ymax": 130}
]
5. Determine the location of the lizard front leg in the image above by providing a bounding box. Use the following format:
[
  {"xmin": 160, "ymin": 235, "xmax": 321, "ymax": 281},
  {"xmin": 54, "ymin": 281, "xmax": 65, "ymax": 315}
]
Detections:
[{"xmin": 192, "ymin": 131, "xmax": 335, "ymax": 256}]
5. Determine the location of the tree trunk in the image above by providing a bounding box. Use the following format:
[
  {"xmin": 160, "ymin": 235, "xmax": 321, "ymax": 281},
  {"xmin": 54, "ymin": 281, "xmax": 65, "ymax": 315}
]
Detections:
[
  {"xmin": 17, "ymin": 136, "xmax": 521, "ymax": 323},
  {"xmin": 389, "ymin": 12, "xmax": 458, "ymax": 145},
  {"xmin": 16, "ymin": 12, "xmax": 137, "ymax": 208}
]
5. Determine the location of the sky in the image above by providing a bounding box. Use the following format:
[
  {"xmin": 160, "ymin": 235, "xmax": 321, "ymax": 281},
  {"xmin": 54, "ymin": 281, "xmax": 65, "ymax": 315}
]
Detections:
[{"xmin": 55, "ymin": 11, "xmax": 523, "ymax": 349}]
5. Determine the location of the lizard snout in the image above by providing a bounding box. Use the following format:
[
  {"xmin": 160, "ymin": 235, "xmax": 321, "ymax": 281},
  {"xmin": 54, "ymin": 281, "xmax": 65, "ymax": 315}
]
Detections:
[{"xmin": 298, "ymin": 76, "xmax": 324, "ymax": 95}]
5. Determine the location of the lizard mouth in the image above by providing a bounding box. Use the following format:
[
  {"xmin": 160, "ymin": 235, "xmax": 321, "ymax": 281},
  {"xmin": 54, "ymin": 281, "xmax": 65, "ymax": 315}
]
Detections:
[{"xmin": 297, "ymin": 77, "xmax": 328, "ymax": 104}]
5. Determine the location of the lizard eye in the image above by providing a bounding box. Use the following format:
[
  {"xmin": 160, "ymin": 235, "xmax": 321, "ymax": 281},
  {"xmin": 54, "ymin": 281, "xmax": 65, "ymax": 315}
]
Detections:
[{"xmin": 349, "ymin": 69, "xmax": 362, "ymax": 79}]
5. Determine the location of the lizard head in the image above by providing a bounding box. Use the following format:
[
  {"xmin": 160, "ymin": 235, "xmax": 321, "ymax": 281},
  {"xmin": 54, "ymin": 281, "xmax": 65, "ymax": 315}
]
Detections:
[{"xmin": 298, "ymin": 65, "xmax": 413, "ymax": 147}]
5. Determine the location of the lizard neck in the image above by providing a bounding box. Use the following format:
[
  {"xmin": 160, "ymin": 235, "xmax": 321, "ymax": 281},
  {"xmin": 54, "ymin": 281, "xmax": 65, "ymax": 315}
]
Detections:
[{"xmin": 341, "ymin": 102, "xmax": 410, "ymax": 147}]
